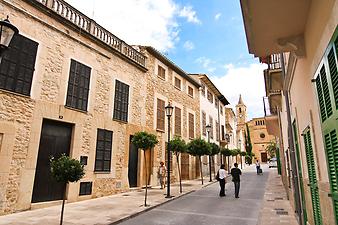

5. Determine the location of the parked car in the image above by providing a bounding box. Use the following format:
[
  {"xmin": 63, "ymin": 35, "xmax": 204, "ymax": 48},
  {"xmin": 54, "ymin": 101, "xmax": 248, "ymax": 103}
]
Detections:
[{"xmin": 268, "ymin": 158, "xmax": 277, "ymax": 168}]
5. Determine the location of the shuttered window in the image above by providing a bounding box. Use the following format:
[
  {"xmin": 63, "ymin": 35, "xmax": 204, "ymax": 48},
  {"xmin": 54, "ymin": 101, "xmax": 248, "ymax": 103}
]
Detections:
[
  {"xmin": 303, "ymin": 129, "xmax": 323, "ymax": 225},
  {"xmin": 0, "ymin": 34, "xmax": 38, "ymax": 96},
  {"xmin": 156, "ymin": 99, "xmax": 165, "ymax": 131},
  {"xmin": 94, "ymin": 129, "xmax": 113, "ymax": 172},
  {"xmin": 201, "ymin": 82, "xmax": 205, "ymax": 96},
  {"xmin": 174, "ymin": 77, "xmax": 181, "ymax": 90},
  {"xmin": 209, "ymin": 116, "xmax": 213, "ymax": 139},
  {"xmin": 174, "ymin": 107, "xmax": 181, "ymax": 136},
  {"xmin": 315, "ymin": 33, "xmax": 338, "ymax": 224},
  {"xmin": 158, "ymin": 65, "xmax": 166, "ymax": 80},
  {"xmin": 113, "ymin": 80, "xmax": 129, "ymax": 122},
  {"xmin": 66, "ymin": 59, "xmax": 91, "ymax": 111},
  {"xmin": 188, "ymin": 113, "xmax": 194, "ymax": 139},
  {"xmin": 207, "ymin": 90, "xmax": 213, "ymax": 103},
  {"xmin": 188, "ymin": 86, "xmax": 194, "ymax": 97},
  {"xmin": 202, "ymin": 111, "xmax": 206, "ymax": 136},
  {"xmin": 216, "ymin": 121, "xmax": 219, "ymax": 141},
  {"xmin": 165, "ymin": 142, "xmax": 173, "ymax": 171}
]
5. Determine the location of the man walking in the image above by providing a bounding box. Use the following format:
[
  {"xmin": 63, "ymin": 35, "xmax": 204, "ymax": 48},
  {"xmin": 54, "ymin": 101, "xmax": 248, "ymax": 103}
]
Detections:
[{"xmin": 231, "ymin": 163, "xmax": 242, "ymax": 198}]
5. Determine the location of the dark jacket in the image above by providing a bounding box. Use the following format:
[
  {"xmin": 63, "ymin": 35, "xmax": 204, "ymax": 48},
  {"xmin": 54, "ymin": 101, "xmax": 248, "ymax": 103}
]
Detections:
[{"xmin": 231, "ymin": 167, "xmax": 242, "ymax": 182}]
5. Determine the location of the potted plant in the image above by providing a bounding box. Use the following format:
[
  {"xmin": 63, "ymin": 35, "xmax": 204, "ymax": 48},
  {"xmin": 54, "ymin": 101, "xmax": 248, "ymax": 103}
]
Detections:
[
  {"xmin": 169, "ymin": 136, "xmax": 187, "ymax": 193},
  {"xmin": 131, "ymin": 131, "xmax": 158, "ymax": 206},
  {"xmin": 187, "ymin": 138, "xmax": 211, "ymax": 185},
  {"xmin": 50, "ymin": 154, "xmax": 85, "ymax": 225}
]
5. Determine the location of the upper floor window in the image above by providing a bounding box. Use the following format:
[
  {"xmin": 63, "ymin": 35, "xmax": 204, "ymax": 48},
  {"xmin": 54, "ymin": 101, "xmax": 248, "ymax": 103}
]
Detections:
[
  {"xmin": 201, "ymin": 82, "xmax": 205, "ymax": 96},
  {"xmin": 0, "ymin": 34, "xmax": 38, "ymax": 96},
  {"xmin": 156, "ymin": 98, "xmax": 165, "ymax": 131},
  {"xmin": 188, "ymin": 86, "xmax": 194, "ymax": 97},
  {"xmin": 157, "ymin": 65, "xmax": 166, "ymax": 80},
  {"xmin": 202, "ymin": 111, "xmax": 206, "ymax": 136},
  {"xmin": 66, "ymin": 59, "xmax": 91, "ymax": 111},
  {"xmin": 209, "ymin": 116, "xmax": 213, "ymax": 139},
  {"xmin": 188, "ymin": 113, "xmax": 195, "ymax": 139},
  {"xmin": 215, "ymin": 121, "xmax": 219, "ymax": 141},
  {"xmin": 215, "ymin": 99, "xmax": 219, "ymax": 108},
  {"xmin": 113, "ymin": 80, "xmax": 129, "ymax": 122},
  {"xmin": 174, "ymin": 77, "xmax": 181, "ymax": 90},
  {"xmin": 174, "ymin": 107, "xmax": 182, "ymax": 136},
  {"xmin": 94, "ymin": 129, "xmax": 113, "ymax": 172},
  {"xmin": 220, "ymin": 105, "xmax": 223, "ymax": 115},
  {"xmin": 207, "ymin": 90, "xmax": 213, "ymax": 103},
  {"xmin": 239, "ymin": 107, "xmax": 242, "ymax": 113}
]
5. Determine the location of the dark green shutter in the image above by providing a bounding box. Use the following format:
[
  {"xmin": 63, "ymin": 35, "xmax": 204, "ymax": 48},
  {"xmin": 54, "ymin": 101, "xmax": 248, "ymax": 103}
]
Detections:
[
  {"xmin": 327, "ymin": 47, "xmax": 338, "ymax": 109},
  {"xmin": 303, "ymin": 129, "xmax": 323, "ymax": 225}
]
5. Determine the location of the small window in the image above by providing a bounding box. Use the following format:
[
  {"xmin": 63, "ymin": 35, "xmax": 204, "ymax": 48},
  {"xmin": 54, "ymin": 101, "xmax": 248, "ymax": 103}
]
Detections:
[
  {"xmin": 188, "ymin": 86, "xmax": 194, "ymax": 97},
  {"xmin": 220, "ymin": 106, "xmax": 223, "ymax": 115},
  {"xmin": 79, "ymin": 182, "xmax": 92, "ymax": 195},
  {"xmin": 94, "ymin": 129, "xmax": 113, "ymax": 172},
  {"xmin": 158, "ymin": 65, "xmax": 166, "ymax": 80},
  {"xmin": 174, "ymin": 77, "xmax": 181, "ymax": 90},
  {"xmin": 66, "ymin": 59, "xmax": 91, "ymax": 111},
  {"xmin": 113, "ymin": 80, "xmax": 129, "ymax": 122},
  {"xmin": 202, "ymin": 111, "xmax": 206, "ymax": 136},
  {"xmin": 174, "ymin": 107, "xmax": 181, "ymax": 136},
  {"xmin": 209, "ymin": 116, "xmax": 213, "ymax": 139},
  {"xmin": 0, "ymin": 34, "xmax": 38, "ymax": 96},
  {"xmin": 188, "ymin": 113, "xmax": 194, "ymax": 139},
  {"xmin": 215, "ymin": 99, "xmax": 219, "ymax": 108},
  {"xmin": 260, "ymin": 133, "xmax": 266, "ymax": 139},
  {"xmin": 215, "ymin": 121, "xmax": 219, "ymax": 141},
  {"xmin": 239, "ymin": 107, "xmax": 242, "ymax": 113},
  {"xmin": 201, "ymin": 82, "xmax": 206, "ymax": 96},
  {"xmin": 207, "ymin": 90, "xmax": 213, "ymax": 103}
]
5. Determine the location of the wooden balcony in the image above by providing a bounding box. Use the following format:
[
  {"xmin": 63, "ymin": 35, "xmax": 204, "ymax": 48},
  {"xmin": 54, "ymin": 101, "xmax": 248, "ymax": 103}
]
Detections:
[{"xmin": 29, "ymin": 0, "xmax": 146, "ymax": 68}]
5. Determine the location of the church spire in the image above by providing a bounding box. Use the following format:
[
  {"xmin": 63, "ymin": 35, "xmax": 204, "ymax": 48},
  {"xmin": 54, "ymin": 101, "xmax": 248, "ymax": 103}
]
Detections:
[{"xmin": 238, "ymin": 94, "xmax": 244, "ymax": 105}]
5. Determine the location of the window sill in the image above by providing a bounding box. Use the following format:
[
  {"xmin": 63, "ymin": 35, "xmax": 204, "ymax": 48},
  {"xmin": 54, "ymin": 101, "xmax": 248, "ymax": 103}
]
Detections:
[
  {"xmin": 113, "ymin": 118, "xmax": 128, "ymax": 124},
  {"xmin": 157, "ymin": 75, "xmax": 166, "ymax": 81},
  {"xmin": 64, "ymin": 106, "xmax": 88, "ymax": 114},
  {"xmin": 188, "ymin": 94, "xmax": 194, "ymax": 98},
  {"xmin": 156, "ymin": 128, "xmax": 165, "ymax": 133},
  {"xmin": 0, "ymin": 89, "xmax": 31, "ymax": 99},
  {"xmin": 94, "ymin": 171, "xmax": 111, "ymax": 174},
  {"xmin": 174, "ymin": 86, "xmax": 181, "ymax": 91}
]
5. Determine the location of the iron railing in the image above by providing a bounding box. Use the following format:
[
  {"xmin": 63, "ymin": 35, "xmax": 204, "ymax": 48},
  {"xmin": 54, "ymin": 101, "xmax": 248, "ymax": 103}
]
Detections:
[{"xmin": 33, "ymin": 0, "xmax": 146, "ymax": 67}]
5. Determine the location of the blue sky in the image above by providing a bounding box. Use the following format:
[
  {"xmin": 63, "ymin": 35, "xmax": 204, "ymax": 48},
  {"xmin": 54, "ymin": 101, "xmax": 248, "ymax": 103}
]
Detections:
[{"xmin": 65, "ymin": 0, "xmax": 266, "ymax": 119}]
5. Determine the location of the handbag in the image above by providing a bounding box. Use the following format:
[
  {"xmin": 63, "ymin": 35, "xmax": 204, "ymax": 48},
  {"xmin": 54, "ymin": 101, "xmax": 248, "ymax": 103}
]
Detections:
[{"xmin": 215, "ymin": 171, "xmax": 220, "ymax": 181}]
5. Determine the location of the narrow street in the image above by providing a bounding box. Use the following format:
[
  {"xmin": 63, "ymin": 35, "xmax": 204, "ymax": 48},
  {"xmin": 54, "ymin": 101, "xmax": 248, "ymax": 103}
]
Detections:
[{"xmin": 117, "ymin": 166, "xmax": 269, "ymax": 225}]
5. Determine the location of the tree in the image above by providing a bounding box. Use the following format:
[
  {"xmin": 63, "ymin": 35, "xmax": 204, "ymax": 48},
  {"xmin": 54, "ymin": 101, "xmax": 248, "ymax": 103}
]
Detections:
[
  {"xmin": 245, "ymin": 152, "xmax": 255, "ymax": 164},
  {"xmin": 265, "ymin": 141, "xmax": 277, "ymax": 158},
  {"xmin": 232, "ymin": 148, "xmax": 241, "ymax": 164},
  {"xmin": 209, "ymin": 143, "xmax": 220, "ymax": 176},
  {"xmin": 169, "ymin": 136, "xmax": 187, "ymax": 193},
  {"xmin": 244, "ymin": 124, "xmax": 253, "ymax": 165},
  {"xmin": 187, "ymin": 138, "xmax": 211, "ymax": 185},
  {"xmin": 132, "ymin": 131, "xmax": 158, "ymax": 206},
  {"xmin": 220, "ymin": 147, "xmax": 232, "ymax": 173},
  {"xmin": 50, "ymin": 154, "xmax": 85, "ymax": 225},
  {"xmin": 240, "ymin": 151, "xmax": 247, "ymax": 167}
]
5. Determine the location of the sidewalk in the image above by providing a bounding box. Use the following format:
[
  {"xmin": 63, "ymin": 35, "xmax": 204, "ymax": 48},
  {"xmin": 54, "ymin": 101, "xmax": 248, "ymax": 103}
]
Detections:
[
  {"xmin": 0, "ymin": 177, "xmax": 217, "ymax": 225},
  {"xmin": 257, "ymin": 167, "xmax": 299, "ymax": 225}
]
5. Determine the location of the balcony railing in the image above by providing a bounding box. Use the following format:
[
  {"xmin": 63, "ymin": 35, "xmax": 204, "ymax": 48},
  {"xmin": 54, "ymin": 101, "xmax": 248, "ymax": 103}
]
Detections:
[
  {"xmin": 33, "ymin": 0, "xmax": 146, "ymax": 68},
  {"xmin": 268, "ymin": 54, "xmax": 281, "ymax": 70}
]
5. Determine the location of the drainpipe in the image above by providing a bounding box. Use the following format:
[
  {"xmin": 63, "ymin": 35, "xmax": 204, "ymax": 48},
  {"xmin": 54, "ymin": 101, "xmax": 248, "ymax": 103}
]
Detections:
[{"xmin": 280, "ymin": 53, "xmax": 303, "ymax": 225}]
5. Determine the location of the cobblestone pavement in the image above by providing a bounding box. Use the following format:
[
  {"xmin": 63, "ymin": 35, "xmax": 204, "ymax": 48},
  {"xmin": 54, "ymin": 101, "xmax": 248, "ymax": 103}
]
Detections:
[{"xmin": 257, "ymin": 167, "xmax": 299, "ymax": 225}]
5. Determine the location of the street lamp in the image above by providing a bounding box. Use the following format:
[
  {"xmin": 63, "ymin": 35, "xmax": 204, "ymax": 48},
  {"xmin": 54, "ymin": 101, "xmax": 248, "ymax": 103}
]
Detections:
[
  {"xmin": 206, "ymin": 124, "xmax": 212, "ymax": 182},
  {"xmin": 0, "ymin": 16, "xmax": 19, "ymax": 57},
  {"xmin": 165, "ymin": 102, "xmax": 173, "ymax": 198}
]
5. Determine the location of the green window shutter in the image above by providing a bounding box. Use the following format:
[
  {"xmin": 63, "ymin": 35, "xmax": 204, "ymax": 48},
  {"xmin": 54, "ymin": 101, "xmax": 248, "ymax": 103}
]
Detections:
[
  {"xmin": 327, "ymin": 46, "xmax": 338, "ymax": 109},
  {"xmin": 303, "ymin": 129, "xmax": 323, "ymax": 225},
  {"xmin": 324, "ymin": 130, "xmax": 338, "ymax": 193},
  {"xmin": 316, "ymin": 76, "xmax": 327, "ymax": 122},
  {"xmin": 320, "ymin": 65, "xmax": 333, "ymax": 118}
]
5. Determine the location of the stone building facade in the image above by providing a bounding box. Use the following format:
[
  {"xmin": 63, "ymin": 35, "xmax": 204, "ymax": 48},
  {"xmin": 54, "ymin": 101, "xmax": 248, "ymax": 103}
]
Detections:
[
  {"xmin": 139, "ymin": 46, "xmax": 201, "ymax": 183},
  {"xmin": 246, "ymin": 117, "xmax": 276, "ymax": 163},
  {"xmin": 0, "ymin": 0, "xmax": 148, "ymax": 214}
]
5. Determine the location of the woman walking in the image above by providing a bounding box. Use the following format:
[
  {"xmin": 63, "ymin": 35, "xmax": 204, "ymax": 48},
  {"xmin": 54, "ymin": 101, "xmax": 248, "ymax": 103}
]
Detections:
[{"xmin": 218, "ymin": 164, "xmax": 226, "ymax": 197}]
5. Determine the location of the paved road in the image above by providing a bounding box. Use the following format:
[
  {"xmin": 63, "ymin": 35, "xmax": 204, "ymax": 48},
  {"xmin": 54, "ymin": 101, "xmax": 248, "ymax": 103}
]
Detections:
[{"xmin": 116, "ymin": 166, "xmax": 269, "ymax": 225}]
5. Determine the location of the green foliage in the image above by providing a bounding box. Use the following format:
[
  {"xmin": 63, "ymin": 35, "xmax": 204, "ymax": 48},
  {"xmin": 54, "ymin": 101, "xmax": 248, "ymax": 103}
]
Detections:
[
  {"xmin": 245, "ymin": 124, "xmax": 252, "ymax": 153},
  {"xmin": 187, "ymin": 138, "xmax": 211, "ymax": 156},
  {"xmin": 231, "ymin": 149, "xmax": 241, "ymax": 156},
  {"xmin": 245, "ymin": 151, "xmax": 255, "ymax": 164},
  {"xmin": 221, "ymin": 147, "xmax": 232, "ymax": 157},
  {"xmin": 240, "ymin": 151, "xmax": 247, "ymax": 156},
  {"xmin": 209, "ymin": 143, "xmax": 220, "ymax": 156},
  {"xmin": 132, "ymin": 131, "xmax": 159, "ymax": 151},
  {"xmin": 265, "ymin": 141, "xmax": 277, "ymax": 158},
  {"xmin": 50, "ymin": 154, "xmax": 84, "ymax": 183},
  {"xmin": 170, "ymin": 136, "xmax": 187, "ymax": 154}
]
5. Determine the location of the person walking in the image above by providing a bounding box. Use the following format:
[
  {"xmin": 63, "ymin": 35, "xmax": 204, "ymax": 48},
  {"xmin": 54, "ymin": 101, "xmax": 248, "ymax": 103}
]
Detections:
[
  {"xmin": 157, "ymin": 162, "xmax": 166, "ymax": 189},
  {"xmin": 230, "ymin": 163, "xmax": 242, "ymax": 198},
  {"xmin": 217, "ymin": 164, "xmax": 227, "ymax": 197},
  {"xmin": 256, "ymin": 160, "xmax": 261, "ymax": 175}
]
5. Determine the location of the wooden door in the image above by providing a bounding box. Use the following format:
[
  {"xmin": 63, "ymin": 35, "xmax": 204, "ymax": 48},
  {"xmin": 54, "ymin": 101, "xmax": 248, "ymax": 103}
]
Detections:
[
  {"xmin": 128, "ymin": 136, "xmax": 138, "ymax": 187},
  {"xmin": 181, "ymin": 153, "xmax": 189, "ymax": 180},
  {"xmin": 261, "ymin": 152, "xmax": 268, "ymax": 162},
  {"xmin": 32, "ymin": 119, "xmax": 72, "ymax": 203}
]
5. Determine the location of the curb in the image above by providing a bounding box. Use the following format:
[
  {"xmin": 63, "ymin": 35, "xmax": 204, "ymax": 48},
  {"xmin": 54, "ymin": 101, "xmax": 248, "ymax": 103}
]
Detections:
[{"xmin": 109, "ymin": 190, "xmax": 195, "ymax": 225}]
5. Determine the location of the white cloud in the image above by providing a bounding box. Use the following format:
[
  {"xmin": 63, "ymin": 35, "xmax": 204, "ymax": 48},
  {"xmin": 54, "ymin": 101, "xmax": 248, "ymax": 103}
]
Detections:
[
  {"xmin": 183, "ymin": 41, "xmax": 195, "ymax": 50},
  {"xmin": 178, "ymin": 6, "xmax": 201, "ymax": 24},
  {"xmin": 195, "ymin": 57, "xmax": 216, "ymax": 72},
  {"xmin": 215, "ymin": 13, "xmax": 221, "ymax": 21},
  {"xmin": 65, "ymin": 0, "xmax": 200, "ymax": 52},
  {"xmin": 210, "ymin": 63, "xmax": 268, "ymax": 120}
]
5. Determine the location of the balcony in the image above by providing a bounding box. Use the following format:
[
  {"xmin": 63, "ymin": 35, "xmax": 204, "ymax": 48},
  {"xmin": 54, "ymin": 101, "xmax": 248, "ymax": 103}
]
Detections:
[
  {"xmin": 27, "ymin": 0, "xmax": 146, "ymax": 68},
  {"xmin": 263, "ymin": 96, "xmax": 280, "ymax": 137}
]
